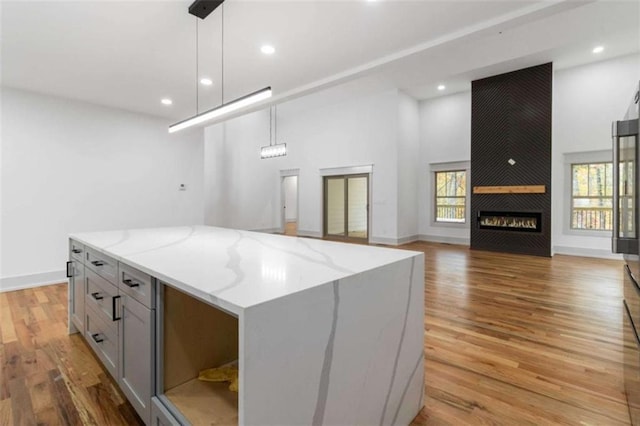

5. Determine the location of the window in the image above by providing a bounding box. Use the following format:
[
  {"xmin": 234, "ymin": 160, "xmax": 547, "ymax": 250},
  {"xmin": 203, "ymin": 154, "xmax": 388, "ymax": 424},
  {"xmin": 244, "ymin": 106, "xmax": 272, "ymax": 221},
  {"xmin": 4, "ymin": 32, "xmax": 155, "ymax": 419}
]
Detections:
[
  {"xmin": 435, "ymin": 170, "xmax": 466, "ymax": 223},
  {"xmin": 571, "ymin": 162, "xmax": 613, "ymax": 230}
]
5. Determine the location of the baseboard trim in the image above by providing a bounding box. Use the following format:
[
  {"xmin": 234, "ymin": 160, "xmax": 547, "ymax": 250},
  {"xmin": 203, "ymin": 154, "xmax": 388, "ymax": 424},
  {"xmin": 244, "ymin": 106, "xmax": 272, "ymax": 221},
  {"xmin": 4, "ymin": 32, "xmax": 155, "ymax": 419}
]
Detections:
[
  {"xmin": 553, "ymin": 245, "xmax": 623, "ymax": 260},
  {"xmin": 1, "ymin": 270, "xmax": 67, "ymax": 292},
  {"xmin": 369, "ymin": 235, "xmax": 420, "ymax": 246},
  {"xmin": 368, "ymin": 237, "xmax": 397, "ymax": 245},
  {"xmin": 250, "ymin": 227, "xmax": 282, "ymax": 234},
  {"xmin": 297, "ymin": 230, "xmax": 323, "ymax": 238},
  {"xmin": 397, "ymin": 235, "xmax": 420, "ymax": 245},
  {"xmin": 418, "ymin": 234, "xmax": 470, "ymax": 246}
]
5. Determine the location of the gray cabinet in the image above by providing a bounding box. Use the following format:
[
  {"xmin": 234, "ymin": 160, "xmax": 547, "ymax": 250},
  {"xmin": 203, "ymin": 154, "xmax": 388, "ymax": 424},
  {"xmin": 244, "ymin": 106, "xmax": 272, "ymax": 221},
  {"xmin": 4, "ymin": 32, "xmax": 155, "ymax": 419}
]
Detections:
[
  {"xmin": 68, "ymin": 238, "xmax": 156, "ymax": 425},
  {"xmin": 150, "ymin": 397, "xmax": 180, "ymax": 426},
  {"xmin": 85, "ymin": 268, "xmax": 119, "ymax": 323},
  {"xmin": 85, "ymin": 303, "xmax": 119, "ymax": 378},
  {"xmin": 68, "ymin": 259, "xmax": 85, "ymax": 333},
  {"xmin": 119, "ymin": 293, "xmax": 154, "ymax": 424},
  {"xmin": 86, "ymin": 246, "xmax": 118, "ymax": 283},
  {"xmin": 119, "ymin": 262, "xmax": 155, "ymax": 308},
  {"xmin": 70, "ymin": 240, "xmax": 84, "ymax": 262}
]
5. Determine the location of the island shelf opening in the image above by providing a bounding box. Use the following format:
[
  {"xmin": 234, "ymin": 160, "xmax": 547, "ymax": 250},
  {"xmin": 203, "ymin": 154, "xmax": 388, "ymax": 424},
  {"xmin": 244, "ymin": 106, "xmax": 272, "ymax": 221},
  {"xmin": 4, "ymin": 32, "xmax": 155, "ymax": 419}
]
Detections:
[{"xmin": 161, "ymin": 284, "xmax": 239, "ymax": 425}]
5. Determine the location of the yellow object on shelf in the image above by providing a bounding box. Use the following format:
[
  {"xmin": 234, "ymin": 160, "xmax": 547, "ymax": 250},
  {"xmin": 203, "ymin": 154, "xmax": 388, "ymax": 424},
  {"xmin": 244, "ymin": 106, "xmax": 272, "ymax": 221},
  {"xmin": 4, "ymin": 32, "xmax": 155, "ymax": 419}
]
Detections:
[{"xmin": 198, "ymin": 365, "xmax": 239, "ymax": 392}]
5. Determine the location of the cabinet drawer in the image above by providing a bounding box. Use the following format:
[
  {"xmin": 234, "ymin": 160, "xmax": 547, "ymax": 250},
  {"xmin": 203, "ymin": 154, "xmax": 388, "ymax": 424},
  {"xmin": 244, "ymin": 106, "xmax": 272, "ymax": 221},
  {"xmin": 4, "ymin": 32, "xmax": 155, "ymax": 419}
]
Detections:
[
  {"xmin": 119, "ymin": 262, "xmax": 155, "ymax": 309},
  {"xmin": 85, "ymin": 304, "xmax": 119, "ymax": 379},
  {"xmin": 86, "ymin": 247, "xmax": 118, "ymax": 283},
  {"xmin": 85, "ymin": 268, "xmax": 120, "ymax": 327},
  {"xmin": 69, "ymin": 240, "xmax": 85, "ymax": 263}
]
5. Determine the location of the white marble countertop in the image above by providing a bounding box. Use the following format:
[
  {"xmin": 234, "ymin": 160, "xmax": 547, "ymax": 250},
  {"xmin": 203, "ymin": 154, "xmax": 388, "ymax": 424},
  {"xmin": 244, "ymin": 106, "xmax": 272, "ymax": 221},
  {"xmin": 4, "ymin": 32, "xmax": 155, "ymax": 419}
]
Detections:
[{"xmin": 70, "ymin": 226, "xmax": 420, "ymax": 315}]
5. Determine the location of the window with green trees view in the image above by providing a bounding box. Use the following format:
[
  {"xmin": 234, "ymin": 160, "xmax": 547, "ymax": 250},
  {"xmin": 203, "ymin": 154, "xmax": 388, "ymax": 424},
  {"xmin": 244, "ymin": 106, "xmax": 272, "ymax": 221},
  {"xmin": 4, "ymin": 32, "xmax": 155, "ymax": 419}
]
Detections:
[
  {"xmin": 435, "ymin": 170, "xmax": 466, "ymax": 223},
  {"xmin": 571, "ymin": 162, "xmax": 613, "ymax": 230}
]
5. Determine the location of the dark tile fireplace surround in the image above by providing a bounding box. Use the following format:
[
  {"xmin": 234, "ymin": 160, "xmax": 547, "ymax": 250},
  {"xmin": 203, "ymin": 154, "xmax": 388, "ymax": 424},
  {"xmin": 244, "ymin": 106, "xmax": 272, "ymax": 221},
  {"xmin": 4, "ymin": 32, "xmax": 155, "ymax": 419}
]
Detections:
[{"xmin": 470, "ymin": 63, "xmax": 552, "ymax": 257}]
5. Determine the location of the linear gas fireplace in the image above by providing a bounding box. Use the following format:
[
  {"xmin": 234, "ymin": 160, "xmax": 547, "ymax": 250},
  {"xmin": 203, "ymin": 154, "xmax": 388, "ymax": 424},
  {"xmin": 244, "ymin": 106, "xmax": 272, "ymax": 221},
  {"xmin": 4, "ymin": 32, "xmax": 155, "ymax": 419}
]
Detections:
[{"xmin": 478, "ymin": 211, "xmax": 542, "ymax": 233}]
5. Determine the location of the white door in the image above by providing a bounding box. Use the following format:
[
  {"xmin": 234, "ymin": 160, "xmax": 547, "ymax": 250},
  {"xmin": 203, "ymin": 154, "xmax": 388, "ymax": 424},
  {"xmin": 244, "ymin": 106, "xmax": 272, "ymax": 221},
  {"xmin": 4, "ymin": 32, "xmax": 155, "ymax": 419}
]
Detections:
[{"xmin": 282, "ymin": 175, "xmax": 298, "ymax": 235}]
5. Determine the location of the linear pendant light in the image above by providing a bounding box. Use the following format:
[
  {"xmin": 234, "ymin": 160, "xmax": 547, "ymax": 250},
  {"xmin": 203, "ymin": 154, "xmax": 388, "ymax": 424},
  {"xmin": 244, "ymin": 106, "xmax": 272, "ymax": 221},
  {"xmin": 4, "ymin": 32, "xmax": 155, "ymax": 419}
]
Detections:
[
  {"xmin": 169, "ymin": 87, "xmax": 272, "ymax": 133},
  {"xmin": 169, "ymin": 0, "xmax": 272, "ymax": 133}
]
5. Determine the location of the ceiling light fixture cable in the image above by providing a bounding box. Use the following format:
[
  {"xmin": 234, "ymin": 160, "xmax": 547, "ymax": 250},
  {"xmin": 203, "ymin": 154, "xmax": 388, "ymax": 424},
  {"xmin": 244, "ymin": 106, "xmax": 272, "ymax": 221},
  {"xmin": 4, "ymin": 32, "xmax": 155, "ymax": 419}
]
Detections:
[
  {"xmin": 221, "ymin": 3, "xmax": 224, "ymax": 105},
  {"xmin": 196, "ymin": 17, "xmax": 199, "ymax": 114},
  {"xmin": 169, "ymin": 0, "xmax": 272, "ymax": 133}
]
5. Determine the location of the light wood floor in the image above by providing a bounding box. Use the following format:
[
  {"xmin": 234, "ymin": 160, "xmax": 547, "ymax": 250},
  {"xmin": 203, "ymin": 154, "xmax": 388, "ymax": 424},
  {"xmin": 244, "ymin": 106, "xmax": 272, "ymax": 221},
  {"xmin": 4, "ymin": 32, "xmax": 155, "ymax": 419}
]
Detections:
[
  {"xmin": 0, "ymin": 242, "xmax": 631, "ymax": 425},
  {"xmin": 407, "ymin": 241, "xmax": 629, "ymax": 425},
  {"xmin": 0, "ymin": 284, "xmax": 141, "ymax": 425},
  {"xmin": 284, "ymin": 221, "xmax": 297, "ymax": 236}
]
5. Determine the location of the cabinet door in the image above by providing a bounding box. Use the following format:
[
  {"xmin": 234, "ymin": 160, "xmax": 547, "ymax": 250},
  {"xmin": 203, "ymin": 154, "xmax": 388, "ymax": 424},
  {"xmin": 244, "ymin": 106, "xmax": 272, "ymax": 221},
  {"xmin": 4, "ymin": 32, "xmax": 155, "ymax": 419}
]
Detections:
[
  {"xmin": 119, "ymin": 294, "xmax": 154, "ymax": 424},
  {"xmin": 70, "ymin": 261, "xmax": 85, "ymax": 333},
  {"xmin": 150, "ymin": 397, "xmax": 180, "ymax": 426}
]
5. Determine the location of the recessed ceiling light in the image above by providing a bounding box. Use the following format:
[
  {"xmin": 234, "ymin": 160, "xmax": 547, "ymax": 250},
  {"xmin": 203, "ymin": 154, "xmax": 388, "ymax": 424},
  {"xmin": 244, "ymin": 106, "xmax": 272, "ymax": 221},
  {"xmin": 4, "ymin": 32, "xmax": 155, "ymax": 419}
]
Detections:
[
  {"xmin": 200, "ymin": 78, "xmax": 213, "ymax": 86},
  {"xmin": 437, "ymin": 85, "xmax": 446, "ymax": 91},
  {"xmin": 261, "ymin": 45, "xmax": 276, "ymax": 55},
  {"xmin": 161, "ymin": 98, "xmax": 173, "ymax": 105},
  {"xmin": 592, "ymin": 46, "xmax": 604, "ymax": 54}
]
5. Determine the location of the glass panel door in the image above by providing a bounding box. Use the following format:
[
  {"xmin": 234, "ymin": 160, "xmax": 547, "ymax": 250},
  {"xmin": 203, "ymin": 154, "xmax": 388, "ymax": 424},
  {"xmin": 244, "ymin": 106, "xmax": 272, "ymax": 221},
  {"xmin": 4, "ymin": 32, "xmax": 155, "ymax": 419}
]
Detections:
[
  {"xmin": 325, "ymin": 177, "xmax": 345, "ymax": 238},
  {"xmin": 324, "ymin": 174, "xmax": 369, "ymax": 242},
  {"xmin": 347, "ymin": 177, "xmax": 368, "ymax": 239}
]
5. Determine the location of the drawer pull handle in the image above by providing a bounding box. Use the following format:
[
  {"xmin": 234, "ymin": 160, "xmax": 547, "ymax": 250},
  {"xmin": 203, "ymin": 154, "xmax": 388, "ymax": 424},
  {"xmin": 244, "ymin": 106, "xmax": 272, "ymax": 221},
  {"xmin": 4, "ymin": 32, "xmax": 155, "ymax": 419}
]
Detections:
[
  {"xmin": 72, "ymin": 248, "xmax": 82, "ymax": 254},
  {"xmin": 112, "ymin": 295, "xmax": 122, "ymax": 321},
  {"xmin": 123, "ymin": 279, "xmax": 140, "ymax": 288},
  {"xmin": 66, "ymin": 261, "xmax": 73, "ymax": 278},
  {"xmin": 91, "ymin": 260, "xmax": 105, "ymax": 267},
  {"xmin": 91, "ymin": 333, "xmax": 104, "ymax": 343},
  {"xmin": 91, "ymin": 292, "xmax": 103, "ymax": 301}
]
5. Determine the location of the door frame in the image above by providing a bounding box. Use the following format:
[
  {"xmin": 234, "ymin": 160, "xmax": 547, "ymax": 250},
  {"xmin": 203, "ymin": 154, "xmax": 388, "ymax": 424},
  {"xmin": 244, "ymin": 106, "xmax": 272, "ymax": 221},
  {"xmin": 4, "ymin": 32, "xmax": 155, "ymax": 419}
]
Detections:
[
  {"xmin": 322, "ymin": 173, "xmax": 370, "ymax": 243},
  {"xmin": 280, "ymin": 169, "xmax": 300, "ymax": 234}
]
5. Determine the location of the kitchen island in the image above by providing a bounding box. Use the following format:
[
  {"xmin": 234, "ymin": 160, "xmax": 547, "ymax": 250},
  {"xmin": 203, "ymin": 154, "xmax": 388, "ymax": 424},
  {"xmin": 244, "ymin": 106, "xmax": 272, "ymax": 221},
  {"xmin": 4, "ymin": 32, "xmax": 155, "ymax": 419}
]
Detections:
[{"xmin": 68, "ymin": 226, "xmax": 424, "ymax": 425}]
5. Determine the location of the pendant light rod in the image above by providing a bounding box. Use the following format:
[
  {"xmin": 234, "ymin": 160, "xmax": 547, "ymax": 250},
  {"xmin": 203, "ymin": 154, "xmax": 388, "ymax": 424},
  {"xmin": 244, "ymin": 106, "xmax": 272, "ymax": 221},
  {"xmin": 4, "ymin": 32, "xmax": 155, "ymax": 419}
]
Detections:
[
  {"xmin": 221, "ymin": 3, "xmax": 224, "ymax": 105},
  {"xmin": 169, "ymin": 87, "xmax": 272, "ymax": 133},
  {"xmin": 195, "ymin": 17, "xmax": 199, "ymax": 114}
]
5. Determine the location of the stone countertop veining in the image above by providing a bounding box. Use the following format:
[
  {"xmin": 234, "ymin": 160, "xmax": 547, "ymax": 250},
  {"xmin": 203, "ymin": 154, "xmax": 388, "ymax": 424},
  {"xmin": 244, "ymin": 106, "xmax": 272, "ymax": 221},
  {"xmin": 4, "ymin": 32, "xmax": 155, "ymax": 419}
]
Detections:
[{"xmin": 70, "ymin": 226, "xmax": 420, "ymax": 315}]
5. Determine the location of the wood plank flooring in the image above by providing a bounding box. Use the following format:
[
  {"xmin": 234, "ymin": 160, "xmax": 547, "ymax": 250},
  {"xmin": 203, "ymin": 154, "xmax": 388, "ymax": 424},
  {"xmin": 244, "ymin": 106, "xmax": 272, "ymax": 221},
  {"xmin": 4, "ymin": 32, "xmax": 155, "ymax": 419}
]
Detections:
[
  {"xmin": 0, "ymin": 284, "xmax": 142, "ymax": 425},
  {"xmin": 0, "ymin": 242, "xmax": 632, "ymax": 425},
  {"xmin": 284, "ymin": 221, "xmax": 298, "ymax": 236},
  {"xmin": 405, "ymin": 242, "xmax": 630, "ymax": 425}
]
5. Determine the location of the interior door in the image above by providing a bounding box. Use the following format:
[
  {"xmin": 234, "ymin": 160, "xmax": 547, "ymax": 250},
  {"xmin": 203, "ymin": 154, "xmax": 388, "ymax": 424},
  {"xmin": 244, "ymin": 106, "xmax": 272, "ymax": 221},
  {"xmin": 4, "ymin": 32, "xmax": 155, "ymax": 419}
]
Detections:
[{"xmin": 324, "ymin": 174, "xmax": 369, "ymax": 242}]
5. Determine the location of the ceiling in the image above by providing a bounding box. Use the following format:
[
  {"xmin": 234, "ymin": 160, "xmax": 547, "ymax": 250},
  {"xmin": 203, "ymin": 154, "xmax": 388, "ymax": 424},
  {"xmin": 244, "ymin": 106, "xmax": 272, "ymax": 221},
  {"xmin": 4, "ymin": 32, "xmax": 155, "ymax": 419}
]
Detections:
[{"xmin": 2, "ymin": 0, "xmax": 639, "ymax": 125}]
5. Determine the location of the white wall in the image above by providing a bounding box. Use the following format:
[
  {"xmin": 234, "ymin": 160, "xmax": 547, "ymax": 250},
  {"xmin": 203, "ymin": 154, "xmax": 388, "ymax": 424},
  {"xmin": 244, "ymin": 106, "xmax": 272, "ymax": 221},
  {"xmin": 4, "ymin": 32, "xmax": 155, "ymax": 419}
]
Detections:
[
  {"xmin": 397, "ymin": 91, "xmax": 420, "ymax": 242},
  {"xmin": 204, "ymin": 110, "xmax": 286, "ymax": 232},
  {"xmin": 204, "ymin": 89, "xmax": 402, "ymax": 243},
  {"xmin": 418, "ymin": 91, "xmax": 471, "ymax": 244},
  {"xmin": 552, "ymin": 53, "xmax": 640, "ymax": 257},
  {"xmin": 1, "ymin": 88, "xmax": 205, "ymax": 289}
]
